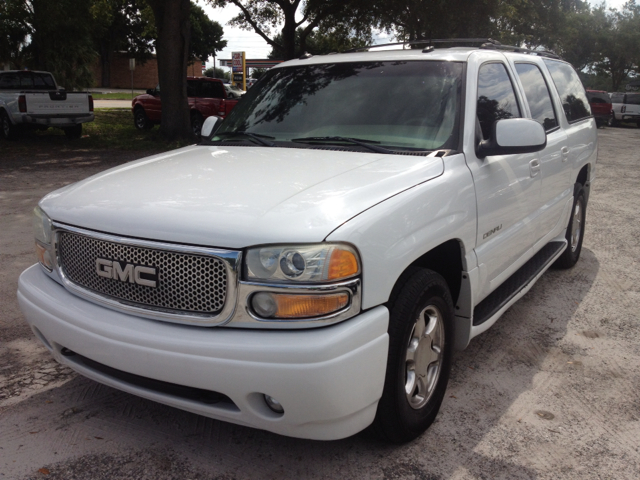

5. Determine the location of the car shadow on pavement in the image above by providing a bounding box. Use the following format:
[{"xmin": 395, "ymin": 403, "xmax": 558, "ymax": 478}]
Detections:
[{"xmin": 3, "ymin": 249, "xmax": 599, "ymax": 480}]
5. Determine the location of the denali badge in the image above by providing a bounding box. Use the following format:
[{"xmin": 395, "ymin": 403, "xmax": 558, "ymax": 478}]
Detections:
[{"xmin": 96, "ymin": 258, "xmax": 158, "ymax": 287}]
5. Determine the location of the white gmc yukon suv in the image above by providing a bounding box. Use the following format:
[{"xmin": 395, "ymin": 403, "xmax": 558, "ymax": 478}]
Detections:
[
  {"xmin": 17, "ymin": 43, "xmax": 597, "ymax": 443},
  {"xmin": 0, "ymin": 70, "xmax": 94, "ymax": 140}
]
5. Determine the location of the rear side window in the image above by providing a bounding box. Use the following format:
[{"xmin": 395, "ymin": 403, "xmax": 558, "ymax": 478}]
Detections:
[
  {"xmin": 477, "ymin": 63, "xmax": 521, "ymax": 139},
  {"xmin": 543, "ymin": 59, "xmax": 591, "ymax": 123},
  {"xmin": 199, "ymin": 81, "xmax": 224, "ymax": 99},
  {"xmin": 626, "ymin": 94, "xmax": 640, "ymax": 105},
  {"xmin": 515, "ymin": 63, "xmax": 558, "ymax": 132},
  {"xmin": 586, "ymin": 92, "xmax": 610, "ymax": 103},
  {"xmin": 610, "ymin": 93, "xmax": 624, "ymax": 103}
]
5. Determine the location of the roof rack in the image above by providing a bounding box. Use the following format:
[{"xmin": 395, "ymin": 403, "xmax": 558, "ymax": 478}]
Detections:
[
  {"xmin": 345, "ymin": 38, "xmax": 562, "ymax": 60},
  {"xmin": 346, "ymin": 38, "xmax": 501, "ymax": 53}
]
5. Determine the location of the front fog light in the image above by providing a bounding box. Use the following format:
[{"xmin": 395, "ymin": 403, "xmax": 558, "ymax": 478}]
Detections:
[
  {"xmin": 252, "ymin": 292, "xmax": 278, "ymax": 317},
  {"xmin": 264, "ymin": 394, "xmax": 284, "ymax": 414}
]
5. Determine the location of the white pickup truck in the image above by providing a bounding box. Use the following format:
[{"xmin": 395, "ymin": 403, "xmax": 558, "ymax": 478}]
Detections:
[
  {"xmin": 18, "ymin": 42, "xmax": 597, "ymax": 443},
  {"xmin": 0, "ymin": 70, "xmax": 94, "ymax": 140}
]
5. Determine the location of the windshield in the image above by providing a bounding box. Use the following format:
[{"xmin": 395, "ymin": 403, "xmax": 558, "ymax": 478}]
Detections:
[{"xmin": 213, "ymin": 60, "xmax": 463, "ymax": 151}]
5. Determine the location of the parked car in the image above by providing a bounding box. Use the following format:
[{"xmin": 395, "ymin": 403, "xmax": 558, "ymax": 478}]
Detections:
[
  {"xmin": 585, "ymin": 89, "xmax": 611, "ymax": 127},
  {"xmin": 0, "ymin": 70, "xmax": 94, "ymax": 140},
  {"xmin": 131, "ymin": 76, "xmax": 239, "ymax": 134},
  {"xmin": 609, "ymin": 92, "xmax": 640, "ymax": 127},
  {"xmin": 18, "ymin": 42, "xmax": 597, "ymax": 443},
  {"xmin": 224, "ymin": 83, "xmax": 245, "ymax": 99}
]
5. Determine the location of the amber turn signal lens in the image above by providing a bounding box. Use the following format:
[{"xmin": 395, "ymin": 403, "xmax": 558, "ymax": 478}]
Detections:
[
  {"xmin": 35, "ymin": 242, "xmax": 53, "ymax": 270},
  {"xmin": 327, "ymin": 249, "xmax": 359, "ymax": 281},
  {"xmin": 272, "ymin": 293, "xmax": 349, "ymax": 319}
]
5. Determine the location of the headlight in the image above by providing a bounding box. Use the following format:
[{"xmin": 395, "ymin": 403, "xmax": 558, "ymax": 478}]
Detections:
[
  {"xmin": 245, "ymin": 243, "xmax": 360, "ymax": 283},
  {"xmin": 33, "ymin": 206, "xmax": 54, "ymax": 271}
]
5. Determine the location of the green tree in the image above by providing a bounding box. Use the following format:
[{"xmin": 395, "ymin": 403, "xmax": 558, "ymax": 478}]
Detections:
[
  {"xmin": 268, "ymin": 24, "xmax": 371, "ymax": 59},
  {"xmin": 250, "ymin": 67, "xmax": 268, "ymax": 79},
  {"xmin": 204, "ymin": 66, "xmax": 230, "ymax": 79},
  {"xmin": 209, "ymin": 0, "xmax": 373, "ymax": 60},
  {"xmin": 592, "ymin": 2, "xmax": 640, "ymax": 91},
  {"xmin": 190, "ymin": 4, "xmax": 227, "ymax": 62},
  {"xmin": 0, "ymin": 0, "xmax": 31, "ymax": 69},
  {"xmin": 28, "ymin": 0, "xmax": 97, "ymax": 90},
  {"xmin": 90, "ymin": 0, "xmax": 156, "ymax": 88}
]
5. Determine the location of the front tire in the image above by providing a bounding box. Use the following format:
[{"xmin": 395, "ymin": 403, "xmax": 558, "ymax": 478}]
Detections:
[
  {"xmin": 554, "ymin": 186, "xmax": 586, "ymax": 269},
  {"xmin": 372, "ymin": 268, "xmax": 454, "ymax": 443},
  {"xmin": 1, "ymin": 110, "xmax": 19, "ymax": 140}
]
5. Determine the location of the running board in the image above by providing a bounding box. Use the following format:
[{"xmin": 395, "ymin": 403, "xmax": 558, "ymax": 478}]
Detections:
[{"xmin": 472, "ymin": 241, "xmax": 566, "ymax": 327}]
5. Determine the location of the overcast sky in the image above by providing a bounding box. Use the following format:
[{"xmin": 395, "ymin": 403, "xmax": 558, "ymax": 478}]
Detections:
[{"xmin": 197, "ymin": 0, "xmax": 632, "ymax": 69}]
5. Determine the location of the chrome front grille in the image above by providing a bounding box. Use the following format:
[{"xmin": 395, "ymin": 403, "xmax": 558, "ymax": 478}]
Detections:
[{"xmin": 58, "ymin": 231, "xmax": 228, "ymax": 316}]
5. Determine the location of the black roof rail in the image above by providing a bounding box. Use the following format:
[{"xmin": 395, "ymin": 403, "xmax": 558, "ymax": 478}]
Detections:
[
  {"xmin": 345, "ymin": 38, "xmax": 501, "ymax": 53},
  {"xmin": 344, "ymin": 38, "xmax": 562, "ymax": 60},
  {"xmin": 479, "ymin": 43, "xmax": 562, "ymax": 59}
]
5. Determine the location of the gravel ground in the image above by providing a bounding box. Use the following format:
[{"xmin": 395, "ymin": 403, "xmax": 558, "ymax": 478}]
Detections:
[{"xmin": 1, "ymin": 126, "xmax": 639, "ymax": 479}]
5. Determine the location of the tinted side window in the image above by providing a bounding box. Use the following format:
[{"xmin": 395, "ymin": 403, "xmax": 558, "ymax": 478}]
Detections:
[
  {"xmin": 187, "ymin": 80, "xmax": 197, "ymax": 97},
  {"xmin": 515, "ymin": 63, "xmax": 558, "ymax": 132},
  {"xmin": 610, "ymin": 93, "xmax": 624, "ymax": 103},
  {"xmin": 477, "ymin": 63, "xmax": 521, "ymax": 139},
  {"xmin": 543, "ymin": 59, "xmax": 591, "ymax": 123},
  {"xmin": 626, "ymin": 94, "xmax": 640, "ymax": 105},
  {"xmin": 199, "ymin": 81, "xmax": 224, "ymax": 99}
]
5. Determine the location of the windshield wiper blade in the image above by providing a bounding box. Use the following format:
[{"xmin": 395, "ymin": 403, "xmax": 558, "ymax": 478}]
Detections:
[
  {"xmin": 216, "ymin": 130, "xmax": 276, "ymax": 147},
  {"xmin": 291, "ymin": 136, "xmax": 393, "ymax": 154}
]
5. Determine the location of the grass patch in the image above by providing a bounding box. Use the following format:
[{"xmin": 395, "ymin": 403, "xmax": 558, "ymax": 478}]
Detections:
[
  {"xmin": 1, "ymin": 109, "xmax": 192, "ymax": 154},
  {"xmin": 92, "ymin": 92, "xmax": 141, "ymax": 100}
]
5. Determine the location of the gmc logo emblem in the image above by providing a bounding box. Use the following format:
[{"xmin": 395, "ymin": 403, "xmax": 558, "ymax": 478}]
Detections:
[{"xmin": 96, "ymin": 258, "xmax": 158, "ymax": 288}]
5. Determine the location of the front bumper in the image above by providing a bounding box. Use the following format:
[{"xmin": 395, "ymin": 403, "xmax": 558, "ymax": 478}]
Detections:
[{"xmin": 17, "ymin": 265, "xmax": 389, "ymax": 440}]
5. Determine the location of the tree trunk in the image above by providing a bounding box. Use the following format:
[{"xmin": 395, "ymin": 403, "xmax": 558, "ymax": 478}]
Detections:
[
  {"xmin": 281, "ymin": 6, "xmax": 297, "ymax": 60},
  {"xmin": 147, "ymin": 0, "xmax": 193, "ymax": 141}
]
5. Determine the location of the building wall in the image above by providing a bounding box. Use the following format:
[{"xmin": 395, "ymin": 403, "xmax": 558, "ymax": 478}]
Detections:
[{"xmin": 93, "ymin": 53, "xmax": 204, "ymax": 89}]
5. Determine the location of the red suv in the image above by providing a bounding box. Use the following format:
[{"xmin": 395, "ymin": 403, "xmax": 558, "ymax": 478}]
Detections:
[
  {"xmin": 132, "ymin": 77, "xmax": 239, "ymax": 134},
  {"xmin": 585, "ymin": 90, "xmax": 612, "ymax": 128}
]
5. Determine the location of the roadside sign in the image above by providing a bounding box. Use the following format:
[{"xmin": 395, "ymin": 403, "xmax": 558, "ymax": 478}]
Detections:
[
  {"xmin": 232, "ymin": 52, "xmax": 243, "ymax": 73},
  {"xmin": 129, "ymin": 58, "xmax": 135, "ymax": 71}
]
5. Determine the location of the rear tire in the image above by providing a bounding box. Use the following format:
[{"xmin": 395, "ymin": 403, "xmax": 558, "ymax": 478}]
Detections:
[
  {"xmin": 63, "ymin": 124, "xmax": 82, "ymax": 139},
  {"xmin": 607, "ymin": 113, "xmax": 617, "ymax": 127},
  {"xmin": 372, "ymin": 268, "xmax": 454, "ymax": 443},
  {"xmin": 1, "ymin": 110, "xmax": 20, "ymax": 140},
  {"xmin": 554, "ymin": 186, "xmax": 586, "ymax": 269},
  {"xmin": 134, "ymin": 107, "xmax": 153, "ymax": 130}
]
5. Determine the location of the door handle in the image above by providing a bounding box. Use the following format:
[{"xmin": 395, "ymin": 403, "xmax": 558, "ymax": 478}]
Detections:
[
  {"xmin": 529, "ymin": 159, "xmax": 540, "ymax": 177},
  {"xmin": 561, "ymin": 146, "xmax": 569, "ymax": 162}
]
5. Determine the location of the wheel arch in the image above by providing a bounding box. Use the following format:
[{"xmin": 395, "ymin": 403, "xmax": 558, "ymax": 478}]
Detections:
[
  {"xmin": 575, "ymin": 163, "xmax": 591, "ymax": 202},
  {"xmin": 385, "ymin": 239, "xmax": 469, "ymax": 350}
]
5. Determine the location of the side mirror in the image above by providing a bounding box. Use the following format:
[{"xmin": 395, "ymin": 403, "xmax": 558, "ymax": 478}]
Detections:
[
  {"xmin": 146, "ymin": 89, "xmax": 154, "ymax": 95},
  {"xmin": 200, "ymin": 116, "xmax": 223, "ymax": 139},
  {"xmin": 477, "ymin": 118, "xmax": 546, "ymax": 158}
]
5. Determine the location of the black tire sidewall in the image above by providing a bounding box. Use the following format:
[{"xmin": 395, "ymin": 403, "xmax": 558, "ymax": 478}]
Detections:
[
  {"xmin": 554, "ymin": 187, "xmax": 586, "ymax": 269},
  {"xmin": 134, "ymin": 108, "xmax": 148, "ymax": 130},
  {"xmin": 375, "ymin": 269, "xmax": 454, "ymax": 443}
]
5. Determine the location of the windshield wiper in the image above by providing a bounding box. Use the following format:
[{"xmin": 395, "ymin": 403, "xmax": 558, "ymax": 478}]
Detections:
[
  {"xmin": 291, "ymin": 136, "xmax": 394, "ymax": 154},
  {"xmin": 215, "ymin": 130, "xmax": 276, "ymax": 147}
]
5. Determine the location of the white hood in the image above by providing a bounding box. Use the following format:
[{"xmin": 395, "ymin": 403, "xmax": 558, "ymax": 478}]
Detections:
[{"xmin": 40, "ymin": 145, "xmax": 444, "ymax": 248}]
